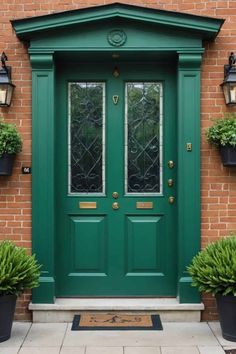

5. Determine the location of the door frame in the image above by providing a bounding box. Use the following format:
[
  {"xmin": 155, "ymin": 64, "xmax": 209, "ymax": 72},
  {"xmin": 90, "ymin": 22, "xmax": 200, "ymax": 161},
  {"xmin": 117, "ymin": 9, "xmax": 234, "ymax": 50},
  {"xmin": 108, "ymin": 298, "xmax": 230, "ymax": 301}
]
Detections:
[{"xmin": 11, "ymin": 3, "xmax": 224, "ymax": 304}]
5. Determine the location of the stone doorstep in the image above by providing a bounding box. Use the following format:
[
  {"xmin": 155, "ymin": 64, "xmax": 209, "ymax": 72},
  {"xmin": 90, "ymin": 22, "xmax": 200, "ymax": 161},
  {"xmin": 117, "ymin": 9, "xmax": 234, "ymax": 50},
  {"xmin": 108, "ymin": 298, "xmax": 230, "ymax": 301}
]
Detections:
[{"xmin": 29, "ymin": 298, "xmax": 204, "ymax": 323}]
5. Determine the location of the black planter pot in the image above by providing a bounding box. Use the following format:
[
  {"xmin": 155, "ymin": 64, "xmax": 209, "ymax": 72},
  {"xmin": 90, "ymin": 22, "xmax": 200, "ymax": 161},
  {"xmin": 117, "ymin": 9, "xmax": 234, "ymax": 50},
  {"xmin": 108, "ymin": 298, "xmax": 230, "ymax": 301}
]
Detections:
[
  {"xmin": 0, "ymin": 153, "xmax": 16, "ymax": 176},
  {"xmin": 219, "ymin": 145, "xmax": 236, "ymax": 166},
  {"xmin": 0, "ymin": 294, "xmax": 17, "ymax": 342},
  {"xmin": 216, "ymin": 294, "xmax": 236, "ymax": 342}
]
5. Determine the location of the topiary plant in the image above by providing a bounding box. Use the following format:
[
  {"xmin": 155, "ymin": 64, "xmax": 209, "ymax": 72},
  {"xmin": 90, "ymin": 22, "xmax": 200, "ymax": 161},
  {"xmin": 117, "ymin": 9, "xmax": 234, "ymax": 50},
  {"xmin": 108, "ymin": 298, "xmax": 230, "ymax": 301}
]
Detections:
[
  {"xmin": 0, "ymin": 120, "xmax": 22, "ymax": 157},
  {"xmin": 206, "ymin": 114, "xmax": 236, "ymax": 147},
  {"xmin": 187, "ymin": 236, "xmax": 236, "ymax": 296},
  {"xmin": 0, "ymin": 240, "xmax": 41, "ymax": 296}
]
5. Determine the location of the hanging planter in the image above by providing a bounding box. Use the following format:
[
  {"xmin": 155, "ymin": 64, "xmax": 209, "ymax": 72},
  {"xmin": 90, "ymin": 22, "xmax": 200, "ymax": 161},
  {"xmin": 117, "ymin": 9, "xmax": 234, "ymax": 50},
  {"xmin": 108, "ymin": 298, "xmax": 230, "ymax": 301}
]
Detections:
[
  {"xmin": 206, "ymin": 114, "xmax": 236, "ymax": 166},
  {"xmin": 219, "ymin": 145, "xmax": 236, "ymax": 166},
  {"xmin": 0, "ymin": 119, "xmax": 22, "ymax": 176},
  {"xmin": 0, "ymin": 153, "xmax": 16, "ymax": 176}
]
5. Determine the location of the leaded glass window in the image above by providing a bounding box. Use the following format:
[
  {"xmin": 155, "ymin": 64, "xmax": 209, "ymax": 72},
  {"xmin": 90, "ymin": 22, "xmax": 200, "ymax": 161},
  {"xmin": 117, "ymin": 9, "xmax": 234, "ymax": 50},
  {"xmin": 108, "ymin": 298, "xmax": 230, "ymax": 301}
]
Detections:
[
  {"xmin": 125, "ymin": 82, "xmax": 163, "ymax": 194},
  {"xmin": 68, "ymin": 82, "xmax": 105, "ymax": 194}
]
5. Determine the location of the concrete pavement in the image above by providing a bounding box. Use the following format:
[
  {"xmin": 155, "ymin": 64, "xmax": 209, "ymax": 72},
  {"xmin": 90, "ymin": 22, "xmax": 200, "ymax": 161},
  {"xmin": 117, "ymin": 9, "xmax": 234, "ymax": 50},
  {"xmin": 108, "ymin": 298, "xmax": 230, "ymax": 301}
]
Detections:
[{"xmin": 0, "ymin": 322, "xmax": 235, "ymax": 354}]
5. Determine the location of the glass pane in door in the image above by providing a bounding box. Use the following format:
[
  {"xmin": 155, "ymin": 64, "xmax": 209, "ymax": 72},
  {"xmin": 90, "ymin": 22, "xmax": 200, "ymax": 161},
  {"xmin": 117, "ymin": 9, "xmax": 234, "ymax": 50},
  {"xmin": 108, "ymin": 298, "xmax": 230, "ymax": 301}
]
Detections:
[
  {"xmin": 125, "ymin": 82, "xmax": 163, "ymax": 194},
  {"xmin": 68, "ymin": 82, "xmax": 105, "ymax": 194}
]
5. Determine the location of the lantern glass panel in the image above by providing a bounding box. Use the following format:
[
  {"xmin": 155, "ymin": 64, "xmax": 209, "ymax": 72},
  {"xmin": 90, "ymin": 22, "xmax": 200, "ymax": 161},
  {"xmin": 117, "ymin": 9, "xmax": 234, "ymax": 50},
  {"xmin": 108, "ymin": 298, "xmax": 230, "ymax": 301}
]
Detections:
[
  {"xmin": 0, "ymin": 85, "xmax": 8, "ymax": 105},
  {"xmin": 0, "ymin": 83, "xmax": 15, "ymax": 106},
  {"xmin": 6, "ymin": 84, "xmax": 14, "ymax": 106},
  {"xmin": 222, "ymin": 83, "xmax": 230, "ymax": 105},
  {"xmin": 229, "ymin": 83, "xmax": 236, "ymax": 103}
]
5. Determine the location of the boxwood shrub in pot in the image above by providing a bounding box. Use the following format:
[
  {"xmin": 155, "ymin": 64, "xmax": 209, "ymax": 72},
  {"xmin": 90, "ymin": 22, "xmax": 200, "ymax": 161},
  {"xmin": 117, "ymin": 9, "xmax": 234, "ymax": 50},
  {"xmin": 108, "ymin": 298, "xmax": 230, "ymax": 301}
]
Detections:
[
  {"xmin": 0, "ymin": 119, "xmax": 22, "ymax": 175},
  {"xmin": 188, "ymin": 236, "xmax": 236, "ymax": 342},
  {"xmin": 206, "ymin": 114, "xmax": 236, "ymax": 166},
  {"xmin": 0, "ymin": 240, "xmax": 41, "ymax": 342}
]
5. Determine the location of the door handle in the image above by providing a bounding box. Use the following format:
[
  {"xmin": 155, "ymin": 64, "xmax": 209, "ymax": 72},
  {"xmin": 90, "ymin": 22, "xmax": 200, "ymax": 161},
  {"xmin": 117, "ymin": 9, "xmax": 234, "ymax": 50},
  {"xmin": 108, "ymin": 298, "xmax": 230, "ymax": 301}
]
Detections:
[
  {"xmin": 112, "ymin": 192, "xmax": 119, "ymax": 199},
  {"xmin": 112, "ymin": 202, "xmax": 119, "ymax": 210}
]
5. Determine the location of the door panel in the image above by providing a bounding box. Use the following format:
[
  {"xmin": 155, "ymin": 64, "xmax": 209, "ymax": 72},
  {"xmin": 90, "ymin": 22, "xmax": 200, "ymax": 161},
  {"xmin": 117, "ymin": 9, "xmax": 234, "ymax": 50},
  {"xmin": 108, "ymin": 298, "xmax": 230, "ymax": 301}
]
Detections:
[
  {"xmin": 126, "ymin": 215, "xmax": 163, "ymax": 273},
  {"xmin": 70, "ymin": 216, "xmax": 107, "ymax": 274},
  {"xmin": 56, "ymin": 60, "xmax": 177, "ymax": 296}
]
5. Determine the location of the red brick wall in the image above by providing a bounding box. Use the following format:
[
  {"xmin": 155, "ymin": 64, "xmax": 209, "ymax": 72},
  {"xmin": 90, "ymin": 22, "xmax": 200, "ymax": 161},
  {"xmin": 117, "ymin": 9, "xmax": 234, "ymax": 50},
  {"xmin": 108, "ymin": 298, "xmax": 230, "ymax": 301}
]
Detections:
[{"xmin": 0, "ymin": 0, "xmax": 236, "ymax": 321}]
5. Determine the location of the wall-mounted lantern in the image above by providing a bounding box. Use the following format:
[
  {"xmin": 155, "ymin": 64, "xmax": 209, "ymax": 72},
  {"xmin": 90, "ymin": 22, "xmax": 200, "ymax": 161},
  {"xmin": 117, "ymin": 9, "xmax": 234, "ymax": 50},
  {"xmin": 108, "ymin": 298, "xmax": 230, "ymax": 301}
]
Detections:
[
  {"xmin": 221, "ymin": 52, "xmax": 236, "ymax": 105},
  {"xmin": 0, "ymin": 52, "xmax": 15, "ymax": 107}
]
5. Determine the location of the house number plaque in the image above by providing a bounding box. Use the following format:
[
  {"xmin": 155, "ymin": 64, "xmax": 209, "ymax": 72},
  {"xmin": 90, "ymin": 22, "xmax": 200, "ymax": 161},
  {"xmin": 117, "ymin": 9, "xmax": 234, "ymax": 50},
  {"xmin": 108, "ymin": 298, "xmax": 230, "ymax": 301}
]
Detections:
[{"xmin": 22, "ymin": 167, "xmax": 31, "ymax": 174}]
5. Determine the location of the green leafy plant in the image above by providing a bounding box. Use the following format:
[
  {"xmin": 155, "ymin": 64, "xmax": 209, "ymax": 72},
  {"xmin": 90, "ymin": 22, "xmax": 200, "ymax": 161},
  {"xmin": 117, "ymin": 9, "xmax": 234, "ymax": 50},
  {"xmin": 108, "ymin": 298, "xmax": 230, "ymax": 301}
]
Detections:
[
  {"xmin": 206, "ymin": 114, "xmax": 236, "ymax": 147},
  {"xmin": 0, "ymin": 120, "xmax": 22, "ymax": 157},
  {"xmin": 0, "ymin": 241, "xmax": 41, "ymax": 296},
  {"xmin": 187, "ymin": 236, "xmax": 236, "ymax": 296}
]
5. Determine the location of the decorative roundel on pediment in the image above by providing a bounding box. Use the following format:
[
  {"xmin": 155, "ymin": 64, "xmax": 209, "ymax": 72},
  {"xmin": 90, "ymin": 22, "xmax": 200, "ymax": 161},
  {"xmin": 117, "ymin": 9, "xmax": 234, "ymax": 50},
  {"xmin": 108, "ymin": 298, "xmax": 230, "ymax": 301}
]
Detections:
[{"xmin": 107, "ymin": 29, "xmax": 127, "ymax": 47}]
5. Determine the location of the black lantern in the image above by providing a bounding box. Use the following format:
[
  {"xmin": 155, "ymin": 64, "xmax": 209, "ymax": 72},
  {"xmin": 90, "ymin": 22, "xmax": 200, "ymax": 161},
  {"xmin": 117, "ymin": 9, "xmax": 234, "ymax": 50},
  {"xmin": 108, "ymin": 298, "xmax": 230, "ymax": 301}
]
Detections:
[
  {"xmin": 221, "ymin": 52, "xmax": 236, "ymax": 105},
  {"xmin": 0, "ymin": 52, "xmax": 15, "ymax": 107}
]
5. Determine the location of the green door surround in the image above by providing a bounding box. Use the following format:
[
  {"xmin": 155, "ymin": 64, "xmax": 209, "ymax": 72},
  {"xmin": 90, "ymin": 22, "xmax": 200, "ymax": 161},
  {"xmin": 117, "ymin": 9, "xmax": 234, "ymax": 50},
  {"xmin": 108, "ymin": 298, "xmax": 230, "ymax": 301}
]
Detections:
[{"xmin": 12, "ymin": 3, "xmax": 224, "ymax": 304}]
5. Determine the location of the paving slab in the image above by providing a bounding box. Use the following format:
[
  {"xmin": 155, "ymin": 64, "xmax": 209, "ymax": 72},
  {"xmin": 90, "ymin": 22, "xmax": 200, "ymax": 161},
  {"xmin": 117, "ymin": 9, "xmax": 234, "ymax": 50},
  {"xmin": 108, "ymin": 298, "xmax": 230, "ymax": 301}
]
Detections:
[
  {"xmin": 0, "ymin": 322, "xmax": 31, "ymax": 348},
  {"xmin": 85, "ymin": 347, "xmax": 123, "ymax": 354},
  {"xmin": 198, "ymin": 346, "xmax": 225, "ymax": 353},
  {"xmin": 0, "ymin": 321, "xmax": 229, "ymax": 354},
  {"xmin": 124, "ymin": 347, "xmax": 160, "ymax": 353},
  {"xmin": 22, "ymin": 323, "xmax": 67, "ymax": 347},
  {"xmin": 63, "ymin": 322, "xmax": 218, "ymax": 347},
  {"xmin": 208, "ymin": 322, "xmax": 236, "ymax": 347},
  {"xmin": 0, "ymin": 348, "xmax": 19, "ymax": 354},
  {"xmin": 60, "ymin": 347, "xmax": 85, "ymax": 354},
  {"xmin": 161, "ymin": 347, "xmax": 199, "ymax": 354},
  {"xmin": 19, "ymin": 348, "xmax": 60, "ymax": 354}
]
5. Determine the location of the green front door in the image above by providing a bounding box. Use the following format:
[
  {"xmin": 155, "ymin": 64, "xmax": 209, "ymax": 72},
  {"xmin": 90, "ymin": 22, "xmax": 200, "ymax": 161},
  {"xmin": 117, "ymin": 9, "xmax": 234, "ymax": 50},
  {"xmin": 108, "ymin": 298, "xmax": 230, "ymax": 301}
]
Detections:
[{"xmin": 55, "ymin": 60, "xmax": 177, "ymax": 296}]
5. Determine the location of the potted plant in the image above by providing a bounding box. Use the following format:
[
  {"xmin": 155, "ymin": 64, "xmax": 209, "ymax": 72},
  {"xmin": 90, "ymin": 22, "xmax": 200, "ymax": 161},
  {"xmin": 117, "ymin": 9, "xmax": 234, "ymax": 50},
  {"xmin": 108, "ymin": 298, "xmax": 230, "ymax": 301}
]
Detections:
[
  {"xmin": 206, "ymin": 114, "xmax": 236, "ymax": 166},
  {"xmin": 0, "ymin": 240, "xmax": 41, "ymax": 342},
  {"xmin": 188, "ymin": 236, "xmax": 236, "ymax": 342},
  {"xmin": 0, "ymin": 119, "xmax": 22, "ymax": 175}
]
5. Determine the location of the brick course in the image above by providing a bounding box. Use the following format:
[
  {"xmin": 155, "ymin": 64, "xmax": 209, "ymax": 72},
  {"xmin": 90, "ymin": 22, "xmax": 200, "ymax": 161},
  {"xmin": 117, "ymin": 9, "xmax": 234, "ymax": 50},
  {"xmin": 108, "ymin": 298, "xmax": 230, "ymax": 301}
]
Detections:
[{"xmin": 0, "ymin": 0, "xmax": 236, "ymax": 321}]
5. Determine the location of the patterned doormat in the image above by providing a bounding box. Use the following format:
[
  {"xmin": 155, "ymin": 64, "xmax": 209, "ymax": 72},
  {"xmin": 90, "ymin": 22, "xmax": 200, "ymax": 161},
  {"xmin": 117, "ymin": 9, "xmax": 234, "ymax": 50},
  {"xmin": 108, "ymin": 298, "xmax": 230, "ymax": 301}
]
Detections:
[
  {"xmin": 225, "ymin": 350, "xmax": 236, "ymax": 353},
  {"xmin": 71, "ymin": 313, "xmax": 163, "ymax": 331}
]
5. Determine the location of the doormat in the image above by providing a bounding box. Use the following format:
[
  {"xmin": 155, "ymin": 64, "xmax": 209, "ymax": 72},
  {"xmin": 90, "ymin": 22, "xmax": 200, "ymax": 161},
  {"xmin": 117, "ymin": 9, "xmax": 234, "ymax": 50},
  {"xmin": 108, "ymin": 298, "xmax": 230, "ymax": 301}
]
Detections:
[
  {"xmin": 71, "ymin": 313, "xmax": 163, "ymax": 331},
  {"xmin": 225, "ymin": 350, "xmax": 236, "ymax": 354}
]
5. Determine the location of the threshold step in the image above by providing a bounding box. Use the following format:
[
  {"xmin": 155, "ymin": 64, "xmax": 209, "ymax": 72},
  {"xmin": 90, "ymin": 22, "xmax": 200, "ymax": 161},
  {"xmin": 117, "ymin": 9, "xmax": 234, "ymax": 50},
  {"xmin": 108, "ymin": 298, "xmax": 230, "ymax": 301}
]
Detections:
[{"xmin": 29, "ymin": 298, "xmax": 204, "ymax": 323}]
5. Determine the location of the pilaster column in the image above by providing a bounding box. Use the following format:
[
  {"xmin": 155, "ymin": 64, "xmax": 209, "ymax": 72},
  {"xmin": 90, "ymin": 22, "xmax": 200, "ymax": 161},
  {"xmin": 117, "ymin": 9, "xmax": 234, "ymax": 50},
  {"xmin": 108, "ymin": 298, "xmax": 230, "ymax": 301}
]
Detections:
[
  {"xmin": 30, "ymin": 53, "xmax": 55, "ymax": 303},
  {"xmin": 177, "ymin": 52, "xmax": 203, "ymax": 303}
]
